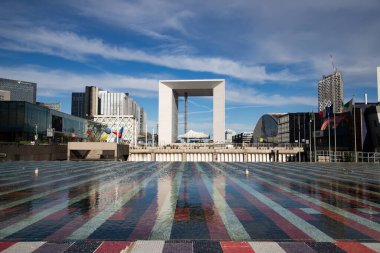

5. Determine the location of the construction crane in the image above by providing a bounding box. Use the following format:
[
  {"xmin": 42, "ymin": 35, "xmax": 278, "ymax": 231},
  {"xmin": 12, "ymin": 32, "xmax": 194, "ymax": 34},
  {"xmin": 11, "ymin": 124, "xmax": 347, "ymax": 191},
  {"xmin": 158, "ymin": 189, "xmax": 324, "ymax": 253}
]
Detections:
[{"xmin": 329, "ymin": 54, "xmax": 337, "ymax": 73}]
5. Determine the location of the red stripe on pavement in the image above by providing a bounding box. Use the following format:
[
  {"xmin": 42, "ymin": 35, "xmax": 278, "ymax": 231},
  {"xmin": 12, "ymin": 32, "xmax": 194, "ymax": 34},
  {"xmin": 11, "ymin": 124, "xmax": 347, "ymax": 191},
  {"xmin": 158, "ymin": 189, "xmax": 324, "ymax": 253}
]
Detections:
[
  {"xmin": 335, "ymin": 241, "xmax": 377, "ymax": 253},
  {"xmin": 0, "ymin": 241, "xmax": 16, "ymax": 251},
  {"xmin": 228, "ymin": 179, "xmax": 312, "ymax": 241},
  {"xmin": 221, "ymin": 241, "xmax": 255, "ymax": 253},
  {"xmin": 94, "ymin": 241, "xmax": 131, "ymax": 253}
]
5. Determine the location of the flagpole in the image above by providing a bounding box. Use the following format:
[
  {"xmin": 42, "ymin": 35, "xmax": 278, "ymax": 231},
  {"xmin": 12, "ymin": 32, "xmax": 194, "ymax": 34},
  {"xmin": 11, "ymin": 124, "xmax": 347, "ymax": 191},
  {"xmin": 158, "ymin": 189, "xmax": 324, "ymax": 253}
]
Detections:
[
  {"xmin": 309, "ymin": 114, "xmax": 312, "ymax": 162},
  {"xmin": 152, "ymin": 128, "xmax": 155, "ymax": 147},
  {"xmin": 116, "ymin": 107, "xmax": 119, "ymax": 144},
  {"xmin": 334, "ymin": 111, "xmax": 337, "ymax": 162},
  {"xmin": 145, "ymin": 123, "xmax": 148, "ymax": 148},
  {"xmin": 328, "ymin": 110, "xmax": 331, "ymax": 162},
  {"xmin": 353, "ymin": 98, "xmax": 357, "ymax": 162},
  {"xmin": 298, "ymin": 113, "xmax": 301, "ymax": 162},
  {"xmin": 314, "ymin": 111, "xmax": 317, "ymax": 162}
]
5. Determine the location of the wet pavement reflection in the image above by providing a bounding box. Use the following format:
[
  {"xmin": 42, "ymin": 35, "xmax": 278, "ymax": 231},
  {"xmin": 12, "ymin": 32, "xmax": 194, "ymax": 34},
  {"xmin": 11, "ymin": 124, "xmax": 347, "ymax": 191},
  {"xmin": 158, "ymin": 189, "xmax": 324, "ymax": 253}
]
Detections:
[{"xmin": 0, "ymin": 161, "xmax": 380, "ymax": 243}]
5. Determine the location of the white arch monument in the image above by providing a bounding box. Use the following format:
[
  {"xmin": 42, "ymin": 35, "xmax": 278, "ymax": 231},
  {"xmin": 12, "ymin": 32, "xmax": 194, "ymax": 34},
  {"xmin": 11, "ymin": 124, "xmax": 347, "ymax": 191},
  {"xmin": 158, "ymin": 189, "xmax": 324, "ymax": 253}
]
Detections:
[{"xmin": 158, "ymin": 79, "xmax": 225, "ymax": 146}]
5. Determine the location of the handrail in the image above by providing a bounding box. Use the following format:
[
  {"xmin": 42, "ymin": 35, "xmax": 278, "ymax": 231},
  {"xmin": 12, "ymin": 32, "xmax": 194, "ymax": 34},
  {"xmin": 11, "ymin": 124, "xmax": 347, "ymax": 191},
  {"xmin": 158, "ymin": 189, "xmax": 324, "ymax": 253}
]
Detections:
[{"xmin": 313, "ymin": 150, "xmax": 380, "ymax": 163}]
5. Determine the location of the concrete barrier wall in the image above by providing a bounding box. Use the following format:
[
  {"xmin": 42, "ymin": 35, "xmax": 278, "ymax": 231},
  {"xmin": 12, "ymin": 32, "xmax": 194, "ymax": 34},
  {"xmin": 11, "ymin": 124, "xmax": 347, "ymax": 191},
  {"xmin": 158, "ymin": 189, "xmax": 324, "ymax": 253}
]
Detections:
[
  {"xmin": 129, "ymin": 148, "xmax": 301, "ymax": 162},
  {"xmin": 0, "ymin": 144, "xmax": 67, "ymax": 161}
]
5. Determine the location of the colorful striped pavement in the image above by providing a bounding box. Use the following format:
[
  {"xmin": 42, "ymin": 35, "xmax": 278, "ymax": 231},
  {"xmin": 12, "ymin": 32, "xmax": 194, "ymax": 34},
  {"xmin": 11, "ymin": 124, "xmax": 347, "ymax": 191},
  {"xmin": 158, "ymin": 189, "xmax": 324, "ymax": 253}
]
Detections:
[
  {"xmin": 0, "ymin": 161, "xmax": 380, "ymax": 252},
  {"xmin": 1, "ymin": 240, "xmax": 380, "ymax": 253}
]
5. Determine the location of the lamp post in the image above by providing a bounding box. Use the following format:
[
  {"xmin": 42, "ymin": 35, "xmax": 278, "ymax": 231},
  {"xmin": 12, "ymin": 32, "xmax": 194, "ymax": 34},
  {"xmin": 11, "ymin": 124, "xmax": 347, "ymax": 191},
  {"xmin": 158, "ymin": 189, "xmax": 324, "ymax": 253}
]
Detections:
[
  {"xmin": 152, "ymin": 128, "xmax": 155, "ymax": 147},
  {"xmin": 34, "ymin": 123, "xmax": 38, "ymax": 142}
]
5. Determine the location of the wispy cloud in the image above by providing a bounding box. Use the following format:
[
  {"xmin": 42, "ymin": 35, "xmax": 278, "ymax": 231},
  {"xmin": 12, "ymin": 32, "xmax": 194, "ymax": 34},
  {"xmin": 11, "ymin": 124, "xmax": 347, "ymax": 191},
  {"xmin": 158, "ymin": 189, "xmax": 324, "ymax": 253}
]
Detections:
[
  {"xmin": 227, "ymin": 87, "xmax": 317, "ymax": 106},
  {"xmin": 0, "ymin": 26, "xmax": 299, "ymax": 83},
  {"xmin": 66, "ymin": 0, "xmax": 194, "ymax": 39},
  {"xmin": 0, "ymin": 65, "xmax": 314, "ymax": 107},
  {"xmin": 0, "ymin": 66, "xmax": 158, "ymax": 98}
]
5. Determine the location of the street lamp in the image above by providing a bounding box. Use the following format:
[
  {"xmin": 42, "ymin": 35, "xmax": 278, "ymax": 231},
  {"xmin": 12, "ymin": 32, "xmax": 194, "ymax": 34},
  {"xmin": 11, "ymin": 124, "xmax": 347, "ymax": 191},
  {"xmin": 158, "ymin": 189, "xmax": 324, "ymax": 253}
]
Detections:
[{"xmin": 34, "ymin": 123, "xmax": 38, "ymax": 142}]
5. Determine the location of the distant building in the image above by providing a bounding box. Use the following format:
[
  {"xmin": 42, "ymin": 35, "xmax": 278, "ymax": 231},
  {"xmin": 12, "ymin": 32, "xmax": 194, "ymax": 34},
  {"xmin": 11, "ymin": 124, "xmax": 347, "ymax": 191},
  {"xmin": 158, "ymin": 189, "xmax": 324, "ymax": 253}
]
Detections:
[
  {"xmin": 0, "ymin": 101, "xmax": 104, "ymax": 142},
  {"xmin": 139, "ymin": 108, "xmax": 147, "ymax": 134},
  {"xmin": 225, "ymin": 129, "xmax": 236, "ymax": 143},
  {"xmin": 251, "ymin": 112, "xmax": 314, "ymax": 145},
  {"xmin": 232, "ymin": 132, "xmax": 253, "ymax": 144},
  {"xmin": 365, "ymin": 104, "xmax": 380, "ymax": 152},
  {"xmin": 72, "ymin": 86, "xmax": 146, "ymax": 145},
  {"xmin": 0, "ymin": 78, "xmax": 37, "ymax": 103},
  {"xmin": 85, "ymin": 86, "xmax": 100, "ymax": 118},
  {"xmin": 0, "ymin": 90, "xmax": 10, "ymax": 101},
  {"xmin": 36, "ymin": 102, "xmax": 61, "ymax": 111},
  {"xmin": 98, "ymin": 90, "xmax": 128, "ymax": 115},
  {"xmin": 252, "ymin": 114, "xmax": 283, "ymax": 143},
  {"xmin": 71, "ymin": 92, "xmax": 85, "ymax": 118},
  {"xmin": 277, "ymin": 113, "xmax": 311, "ymax": 144},
  {"xmin": 318, "ymin": 71, "xmax": 344, "ymax": 113}
]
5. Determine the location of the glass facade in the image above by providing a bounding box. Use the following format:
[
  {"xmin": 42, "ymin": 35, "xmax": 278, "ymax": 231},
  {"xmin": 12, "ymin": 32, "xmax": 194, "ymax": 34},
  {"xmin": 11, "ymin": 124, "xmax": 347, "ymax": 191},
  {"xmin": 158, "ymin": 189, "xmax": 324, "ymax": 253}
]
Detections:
[
  {"xmin": 0, "ymin": 101, "xmax": 105, "ymax": 143},
  {"xmin": 71, "ymin": 92, "xmax": 85, "ymax": 118},
  {"xmin": 252, "ymin": 114, "xmax": 279, "ymax": 143}
]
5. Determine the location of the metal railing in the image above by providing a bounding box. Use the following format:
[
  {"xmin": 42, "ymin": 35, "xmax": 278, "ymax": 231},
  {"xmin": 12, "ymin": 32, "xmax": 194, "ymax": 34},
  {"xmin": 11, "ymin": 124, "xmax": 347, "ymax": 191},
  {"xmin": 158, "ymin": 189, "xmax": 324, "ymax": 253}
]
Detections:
[
  {"xmin": 131, "ymin": 142, "xmax": 304, "ymax": 150},
  {"xmin": 312, "ymin": 150, "xmax": 380, "ymax": 163}
]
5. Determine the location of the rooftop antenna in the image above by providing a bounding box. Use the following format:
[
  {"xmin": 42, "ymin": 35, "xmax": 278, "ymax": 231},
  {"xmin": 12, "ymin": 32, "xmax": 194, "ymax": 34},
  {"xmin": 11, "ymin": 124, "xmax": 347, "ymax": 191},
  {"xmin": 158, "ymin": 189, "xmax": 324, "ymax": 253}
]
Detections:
[{"xmin": 329, "ymin": 54, "xmax": 337, "ymax": 73}]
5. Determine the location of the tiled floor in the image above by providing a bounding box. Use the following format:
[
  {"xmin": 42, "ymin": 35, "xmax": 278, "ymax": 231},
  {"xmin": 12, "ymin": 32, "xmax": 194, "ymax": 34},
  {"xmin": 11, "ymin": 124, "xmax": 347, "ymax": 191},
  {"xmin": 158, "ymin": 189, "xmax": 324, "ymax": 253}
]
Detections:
[
  {"xmin": 1, "ymin": 161, "xmax": 380, "ymax": 252},
  {"xmin": 0, "ymin": 240, "xmax": 379, "ymax": 253}
]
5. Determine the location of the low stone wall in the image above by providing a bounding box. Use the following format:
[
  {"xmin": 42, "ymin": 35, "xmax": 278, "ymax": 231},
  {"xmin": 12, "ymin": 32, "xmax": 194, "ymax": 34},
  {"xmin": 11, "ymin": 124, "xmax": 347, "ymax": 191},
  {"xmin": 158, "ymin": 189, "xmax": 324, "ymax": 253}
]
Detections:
[
  {"xmin": 0, "ymin": 144, "xmax": 67, "ymax": 161},
  {"xmin": 129, "ymin": 147, "xmax": 305, "ymax": 162},
  {"xmin": 67, "ymin": 142, "xmax": 129, "ymax": 161}
]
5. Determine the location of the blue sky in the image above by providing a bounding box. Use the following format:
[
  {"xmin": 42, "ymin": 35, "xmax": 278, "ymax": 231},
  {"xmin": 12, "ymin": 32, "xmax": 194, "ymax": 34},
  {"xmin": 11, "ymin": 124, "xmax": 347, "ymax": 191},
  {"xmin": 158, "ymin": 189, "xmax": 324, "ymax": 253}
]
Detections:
[{"xmin": 0, "ymin": 0, "xmax": 379, "ymax": 134}]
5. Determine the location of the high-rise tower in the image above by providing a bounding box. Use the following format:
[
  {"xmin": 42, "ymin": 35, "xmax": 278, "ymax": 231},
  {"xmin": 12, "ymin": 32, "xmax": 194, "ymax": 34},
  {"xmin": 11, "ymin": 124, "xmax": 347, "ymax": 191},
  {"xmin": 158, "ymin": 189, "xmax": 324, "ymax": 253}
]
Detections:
[{"xmin": 318, "ymin": 71, "xmax": 344, "ymax": 113}]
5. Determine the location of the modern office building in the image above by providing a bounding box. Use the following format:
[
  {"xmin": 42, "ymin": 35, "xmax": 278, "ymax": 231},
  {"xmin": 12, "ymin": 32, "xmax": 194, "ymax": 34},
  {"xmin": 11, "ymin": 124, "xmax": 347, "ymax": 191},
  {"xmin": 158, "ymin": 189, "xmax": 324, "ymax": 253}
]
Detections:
[
  {"xmin": 85, "ymin": 86, "xmax": 100, "ymax": 118},
  {"xmin": 72, "ymin": 86, "xmax": 146, "ymax": 145},
  {"xmin": 225, "ymin": 129, "xmax": 236, "ymax": 143},
  {"xmin": 277, "ymin": 113, "xmax": 312, "ymax": 144},
  {"xmin": 139, "ymin": 108, "xmax": 147, "ymax": 134},
  {"xmin": 0, "ymin": 78, "xmax": 37, "ymax": 103},
  {"xmin": 0, "ymin": 90, "xmax": 10, "ymax": 101},
  {"xmin": 318, "ymin": 71, "xmax": 344, "ymax": 113},
  {"xmin": 99, "ymin": 90, "xmax": 128, "ymax": 115},
  {"xmin": 36, "ymin": 102, "xmax": 61, "ymax": 111},
  {"xmin": 71, "ymin": 92, "xmax": 86, "ymax": 118},
  {"xmin": 232, "ymin": 132, "xmax": 253, "ymax": 144},
  {"xmin": 0, "ymin": 101, "xmax": 105, "ymax": 143}
]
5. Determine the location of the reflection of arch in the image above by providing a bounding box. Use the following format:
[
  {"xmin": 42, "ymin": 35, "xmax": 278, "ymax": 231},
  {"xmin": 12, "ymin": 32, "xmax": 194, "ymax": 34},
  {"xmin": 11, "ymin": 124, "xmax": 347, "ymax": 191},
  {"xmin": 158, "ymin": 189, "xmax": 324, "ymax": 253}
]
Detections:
[{"xmin": 320, "ymin": 114, "xmax": 347, "ymax": 130}]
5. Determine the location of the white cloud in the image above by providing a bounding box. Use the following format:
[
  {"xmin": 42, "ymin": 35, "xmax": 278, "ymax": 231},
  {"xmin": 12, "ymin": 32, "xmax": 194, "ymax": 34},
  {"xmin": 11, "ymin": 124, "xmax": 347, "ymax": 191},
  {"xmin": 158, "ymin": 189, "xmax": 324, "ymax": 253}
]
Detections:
[
  {"xmin": 226, "ymin": 123, "xmax": 254, "ymax": 133},
  {"xmin": 0, "ymin": 26, "xmax": 299, "ymax": 83},
  {"xmin": 67, "ymin": 0, "xmax": 194, "ymax": 38},
  {"xmin": 0, "ymin": 66, "xmax": 158, "ymax": 98},
  {"xmin": 227, "ymin": 87, "xmax": 317, "ymax": 106},
  {"xmin": 0, "ymin": 65, "xmax": 314, "ymax": 107}
]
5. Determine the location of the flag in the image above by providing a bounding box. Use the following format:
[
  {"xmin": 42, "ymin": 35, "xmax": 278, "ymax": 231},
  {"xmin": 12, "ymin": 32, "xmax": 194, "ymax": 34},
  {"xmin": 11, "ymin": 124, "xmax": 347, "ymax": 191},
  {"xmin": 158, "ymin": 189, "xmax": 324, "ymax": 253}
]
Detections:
[
  {"xmin": 321, "ymin": 118, "xmax": 335, "ymax": 130},
  {"xmin": 342, "ymin": 99, "xmax": 353, "ymax": 113},
  {"xmin": 324, "ymin": 105, "xmax": 333, "ymax": 118},
  {"xmin": 309, "ymin": 112, "xmax": 315, "ymax": 122},
  {"xmin": 328, "ymin": 105, "xmax": 334, "ymax": 116}
]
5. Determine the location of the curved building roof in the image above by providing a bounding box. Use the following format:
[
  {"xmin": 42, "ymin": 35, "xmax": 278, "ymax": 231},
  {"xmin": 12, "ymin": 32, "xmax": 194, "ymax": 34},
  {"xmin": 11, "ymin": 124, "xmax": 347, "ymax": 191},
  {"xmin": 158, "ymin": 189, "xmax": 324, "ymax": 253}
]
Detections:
[{"xmin": 252, "ymin": 114, "xmax": 281, "ymax": 142}]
